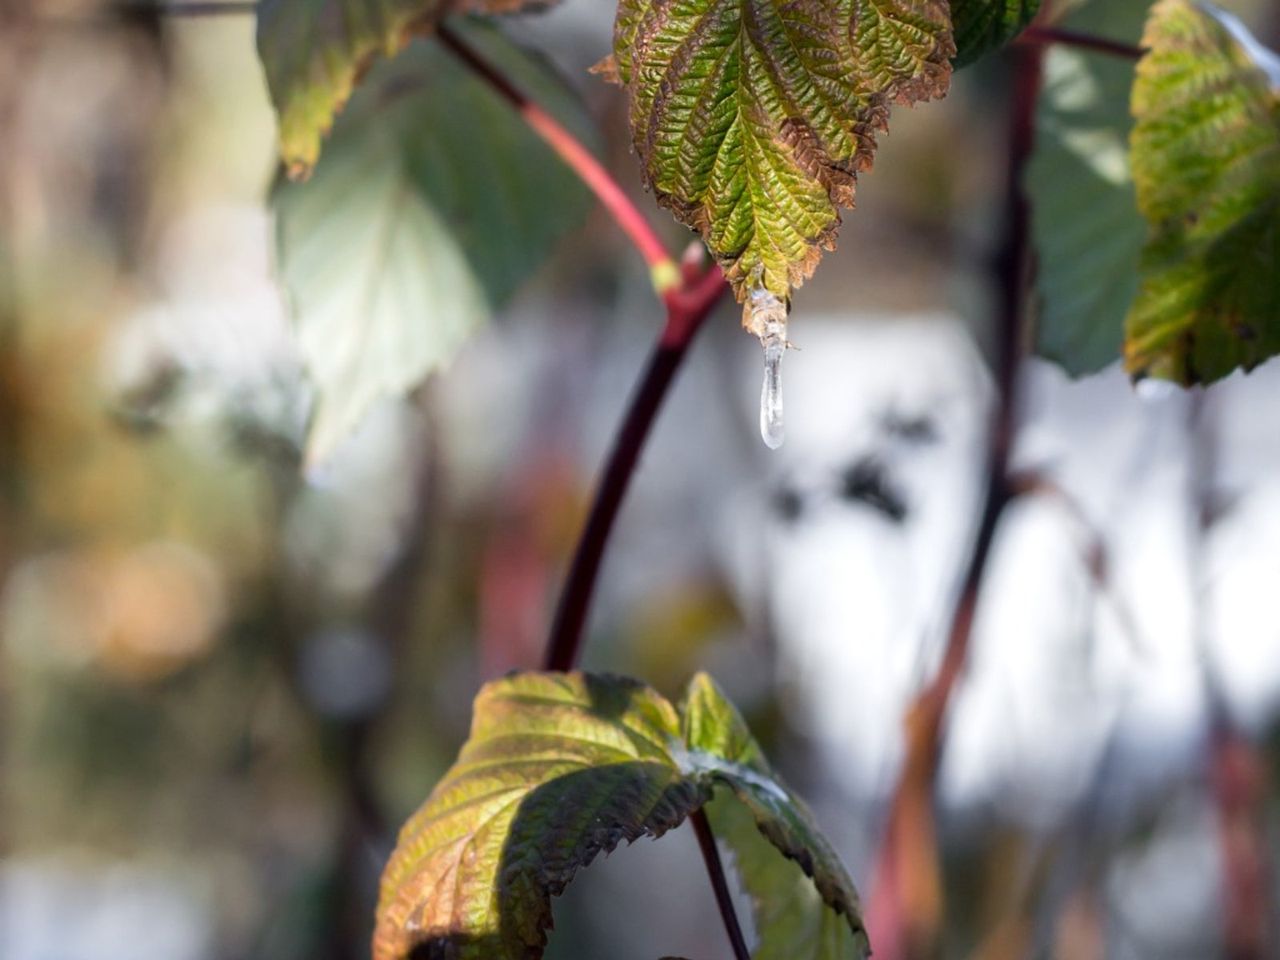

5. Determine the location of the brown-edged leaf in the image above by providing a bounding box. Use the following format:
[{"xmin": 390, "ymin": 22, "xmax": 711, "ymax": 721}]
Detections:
[
  {"xmin": 373, "ymin": 671, "xmax": 867, "ymax": 960},
  {"xmin": 610, "ymin": 0, "xmax": 953, "ymax": 333}
]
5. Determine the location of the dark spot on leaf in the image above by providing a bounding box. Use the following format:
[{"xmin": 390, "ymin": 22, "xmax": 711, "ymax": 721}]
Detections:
[{"xmin": 1229, "ymin": 318, "xmax": 1257, "ymax": 340}]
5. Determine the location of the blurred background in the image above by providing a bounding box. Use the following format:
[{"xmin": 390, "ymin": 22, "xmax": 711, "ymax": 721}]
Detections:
[{"xmin": 2, "ymin": 1, "xmax": 1280, "ymax": 958}]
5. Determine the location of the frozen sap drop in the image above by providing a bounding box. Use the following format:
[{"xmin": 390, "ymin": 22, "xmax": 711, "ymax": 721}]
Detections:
[
  {"xmin": 760, "ymin": 338, "xmax": 785, "ymax": 450},
  {"xmin": 748, "ymin": 286, "xmax": 788, "ymax": 451}
]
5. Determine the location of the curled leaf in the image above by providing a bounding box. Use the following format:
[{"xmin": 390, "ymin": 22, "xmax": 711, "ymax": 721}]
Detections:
[
  {"xmin": 373, "ymin": 673, "xmax": 704, "ymax": 960},
  {"xmin": 610, "ymin": 0, "xmax": 954, "ymax": 332},
  {"xmin": 681, "ymin": 673, "xmax": 869, "ymax": 956},
  {"xmin": 374, "ymin": 671, "xmax": 866, "ymax": 960},
  {"xmin": 708, "ymin": 797, "xmax": 868, "ymax": 960}
]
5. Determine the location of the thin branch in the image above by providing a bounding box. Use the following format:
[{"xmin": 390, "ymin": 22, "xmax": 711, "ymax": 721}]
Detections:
[
  {"xmin": 440, "ymin": 36, "xmax": 746, "ymax": 955},
  {"xmin": 115, "ymin": 1, "xmax": 259, "ymax": 14},
  {"xmin": 1018, "ymin": 25, "xmax": 1145, "ymax": 61},
  {"xmin": 691, "ymin": 808, "xmax": 752, "ymax": 960},
  {"xmin": 867, "ymin": 42, "xmax": 1043, "ymax": 960},
  {"xmin": 544, "ymin": 263, "xmax": 727, "ymax": 673},
  {"xmin": 1013, "ymin": 471, "xmax": 1148, "ymax": 657},
  {"xmin": 1188, "ymin": 396, "xmax": 1274, "ymax": 960},
  {"xmin": 437, "ymin": 23, "xmax": 680, "ymax": 294},
  {"xmin": 432, "ymin": 28, "xmax": 741, "ymax": 949}
]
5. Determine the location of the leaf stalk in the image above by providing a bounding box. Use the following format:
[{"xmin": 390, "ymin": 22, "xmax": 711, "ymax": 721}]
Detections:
[
  {"xmin": 691, "ymin": 808, "xmax": 753, "ymax": 960},
  {"xmin": 436, "ymin": 23, "xmax": 680, "ymax": 294}
]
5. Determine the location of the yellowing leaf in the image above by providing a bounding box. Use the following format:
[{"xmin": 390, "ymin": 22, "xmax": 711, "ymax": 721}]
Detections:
[
  {"xmin": 373, "ymin": 672, "xmax": 866, "ymax": 960},
  {"xmin": 373, "ymin": 673, "xmax": 701, "ymax": 960},
  {"xmin": 610, "ymin": 0, "xmax": 954, "ymax": 332},
  {"xmin": 1125, "ymin": 0, "xmax": 1280, "ymax": 383},
  {"xmin": 257, "ymin": 0, "xmax": 557, "ymax": 175}
]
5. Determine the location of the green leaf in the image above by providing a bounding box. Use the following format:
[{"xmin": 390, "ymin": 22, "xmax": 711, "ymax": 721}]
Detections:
[
  {"xmin": 1125, "ymin": 0, "xmax": 1280, "ymax": 384},
  {"xmin": 1026, "ymin": 0, "xmax": 1150, "ymax": 376},
  {"xmin": 372, "ymin": 673, "xmax": 703, "ymax": 960},
  {"xmin": 256, "ymin": 0, "xmax": 555, "ymax": 176},
  {"xmin": 610, "ymin": 0, "xmax": 954, "ymax": 332},
  {"xmin": 950, "ymin": 0, "xmax": 1042, "ymax": 67},
  {"xmin": 373, "ymin": 671, "xmax": 866, "ymax": 960},
  {"xmin": 271, "ymin": 25, "xmax": 593, "ymax": 462},
  {"xmin": 708, "ymin": 797, "xmax": 867, "ymax": 960},
  {"xmin": 679, "ymin": 673, "xmax": 865, "ymax": 938},
  {"xmin": 683, "ymin": 674, "xmax": 870, "ymax": 960}
]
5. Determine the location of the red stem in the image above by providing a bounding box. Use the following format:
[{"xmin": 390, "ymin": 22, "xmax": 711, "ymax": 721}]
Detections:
[
  {"xmin": 692, "ymin": 808, "xmax": 752, "ymax": 960},
  {"xmin": 436, "ymin": 23, "xmax": 679, "ymax": 292},
  {"xmin": 1018, "ymin": 25, "xmax": 1145, "ymax": 61},
  {"xmin": 544, "ymin": 264, "xmax": 727, "ymax": 672}
]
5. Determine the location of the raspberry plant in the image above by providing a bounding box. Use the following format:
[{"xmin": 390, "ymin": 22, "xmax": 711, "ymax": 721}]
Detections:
[{"xmin": 246, "ymin": 0, "xmax": 1280, "ymax": 957}]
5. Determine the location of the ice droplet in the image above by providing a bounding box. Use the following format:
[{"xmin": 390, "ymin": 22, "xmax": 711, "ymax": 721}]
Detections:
[
  {"xmin": 748, "ymin": 285, "xmax": 788, "ymax": 451},
  {"xmin": 760, "ymin": 338, "xmax": 785, "ymax": 450}
]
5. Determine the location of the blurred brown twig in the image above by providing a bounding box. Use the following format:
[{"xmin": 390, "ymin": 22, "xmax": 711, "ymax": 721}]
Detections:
[{"xmin": 866, "ymin": 40, "xmax": 1045, "ymax": 960}]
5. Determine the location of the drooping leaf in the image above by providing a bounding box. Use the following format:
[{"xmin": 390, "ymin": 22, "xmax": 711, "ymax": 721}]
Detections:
[
  {"xmin": 708, "ymin": 796, "xmax": 867, "ymax": 960},
  {"xmin": 1125, "ymin": 0, "xmax": 1280, "ymax": 384},
  {"xmin": 272, "ymin": 25, "xmax": 593, "ymax": 463},
  {"xmin": 1026, "ymin": 0, "xmax": 1150, "ymax": 376},
  {"xmin": 257, "ymin": 0, "xmax": 556, "ymax": 176},
  {"xmin": 683, "ymin": 674, "xmax": 870, "ymax": 960},
  {"xmin": 373, "ymin": 671, "xmax": 866, "ymax": 960},
  {"xmin": 610, "ymin": 0, "xmax": 954, "ymax": 333},
  {"xmin": 950, "ymin": 0, "xmax": 1042, "ymax": 67},
  {"xmin": 372, "ymin": 673, "xmax": 705, "ymax": 960}
]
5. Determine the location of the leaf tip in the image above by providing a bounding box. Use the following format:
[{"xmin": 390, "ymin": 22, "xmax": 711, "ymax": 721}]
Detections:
[{"xmin": 590, "ymin": 54, "xmax": 622, "ymax": 85}]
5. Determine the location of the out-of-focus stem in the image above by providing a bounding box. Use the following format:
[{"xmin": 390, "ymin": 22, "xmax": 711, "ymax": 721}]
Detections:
[
  {"xmin": 543, "ymin": 263, "xmax": 726, "ymax": 673},
  {"xmin": 1189, "ymin": 397, "xmax": 1274, "ymax": 960},
  {"xmin": 1018, "ymin": 25, "xmax": 1145, "ymax": 61},
  {"xmin": 114, "ymin": 1, "xmax": 260, "ymax": 13},
  {"xmin": 866, "ymin": 42, "xmax": 1043, "ymax": 960}
]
